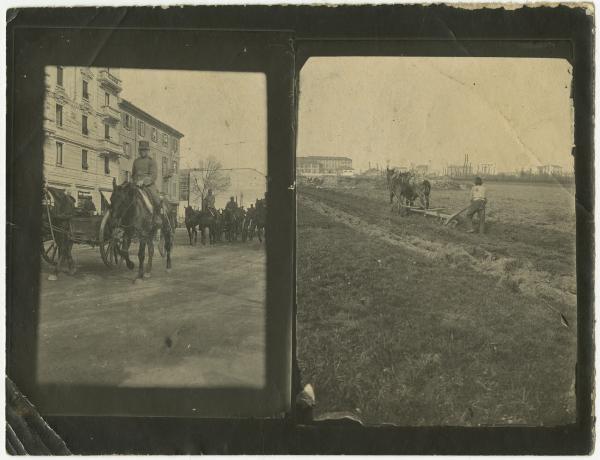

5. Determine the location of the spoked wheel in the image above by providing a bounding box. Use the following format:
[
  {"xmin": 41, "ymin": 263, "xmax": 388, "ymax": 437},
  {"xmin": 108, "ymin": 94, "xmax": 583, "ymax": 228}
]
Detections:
[
  {"xmin": 41, "ymin": 238, "xmax": 59, "ymax": 266},
  {"xmin": 99, "ymin": 210, "xmax": 123, "ymax": 268}
]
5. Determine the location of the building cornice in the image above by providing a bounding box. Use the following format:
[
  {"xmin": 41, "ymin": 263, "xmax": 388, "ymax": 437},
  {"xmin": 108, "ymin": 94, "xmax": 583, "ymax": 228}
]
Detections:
[
  {"xmin": 118, "ymin": 99, "xmax": 184, "ymax": 139},
  {"xmin": 44, "ymin": 129, "xmax": 100, "ymax": 152}
]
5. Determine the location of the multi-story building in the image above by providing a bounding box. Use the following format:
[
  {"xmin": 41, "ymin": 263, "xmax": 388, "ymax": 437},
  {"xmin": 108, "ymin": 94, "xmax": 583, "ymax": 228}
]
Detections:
[
  {"xmin": 537, "ymin": 164, "xmax": 563, "ymax": 176},
  {"xmin": 477, "ymin": 163, "xmax": 496, "ymax": 175},
  {"xmin": 43, "ymin": 67, "xmax": 184, "ymax": 214},
  {"xmin": 119, "ymin": 99, "xmax": 184, "ymax": 207},
  {"xmin": 413, "ymin": 164, "xmax": 429, "ymax": 176},
  {"xmin": 43, "ymin": 66, "xmax": 123, "ymax": 212},
  {"xmin": 297, "ymin": 155, "xmax": 352, "ymax": 176}
]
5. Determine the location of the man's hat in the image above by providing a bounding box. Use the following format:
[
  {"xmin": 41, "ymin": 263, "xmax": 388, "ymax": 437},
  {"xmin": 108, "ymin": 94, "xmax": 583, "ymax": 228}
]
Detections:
[{"xmin": 139, "ymin": 140, "xmax": 150, "ymax": 150}]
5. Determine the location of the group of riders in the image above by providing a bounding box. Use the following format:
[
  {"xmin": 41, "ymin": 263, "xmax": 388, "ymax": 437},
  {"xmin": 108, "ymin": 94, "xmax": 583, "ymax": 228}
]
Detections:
[{"xmin": 185, "ymin": 189, "xmax": 267, "ymax": 245}]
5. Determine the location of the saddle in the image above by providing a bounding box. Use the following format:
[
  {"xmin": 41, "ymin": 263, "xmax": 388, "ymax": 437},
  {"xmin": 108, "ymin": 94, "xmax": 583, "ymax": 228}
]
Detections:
[
  {"xmin": 136, "ymin": 187, "xmax": 167, "ymax": 225},
  {"xmin": 136, "ymin": 187, "xmax": 155, "ymax": 214}
]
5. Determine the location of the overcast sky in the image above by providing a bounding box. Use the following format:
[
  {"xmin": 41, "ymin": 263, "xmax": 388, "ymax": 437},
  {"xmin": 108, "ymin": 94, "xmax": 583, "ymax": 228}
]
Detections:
[
  {"xmin": 119, "ymin": 69, "xmax": 267, "ymax": 175},
  {"xmin": 297, "ymin": 57, "xmax": 574, "ymax": 173}
]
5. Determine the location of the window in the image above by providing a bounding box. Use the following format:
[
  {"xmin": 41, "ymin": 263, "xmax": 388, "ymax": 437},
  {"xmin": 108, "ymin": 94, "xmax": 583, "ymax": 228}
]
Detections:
[
  {"xmin": 138, "ymin": 120, "xmax": 145, "ymax": 137},
  {"xmin": 55, "ymin": 104, "xmax": 63, "ymax": 127},
  {"xmin": 104, "ymin": 157, "xmax": 110, "ymax": 175},
  {"xmin": 172, "ymin": 160, "xmax": 177, "ymax": 173},
  {"xmin": 82, "ymin": 80, "xmax": 89, "ymax": 100},
  {"xmin": 123, "ymin": 142, "xmax": 131, "ymax": 158},
  {"xmin": 151, "ymin": 127, "xmax": 157, "ymax": 142},
  {"xmin": 172, "ymin": 137, "xmax": 178, "ymax": 152},
  {"xmin": 56, "ymin": 142, "xmax": 63, "ymax": 165},
  {"xmin": 81, "ymin": 115, "xmax": 88, "ymax": 135},
  {"xmin": 82, "ymin": 149, "xmax": 88, "ymax": 170},
  {"xmin": 56, "ymin": 66, "xmax": 63, "ymax": 86},
  {"xmin": 124, "ymin": 113, "xmax": 132, "ymax": 129},
  {"xmin": 162, "ymin": 157, "xmax": 168, "ymax": 176},
  {"xmin": 104, "ymin": 92, "xmax": 110, "ymax": 106},
  {"xmin": 124, "ymin": 170, "xmax": 130, "ymax": 182},
  {"xmin": 104, "ymin": 124, "xmax": 110, "ymax": 140},
  {"xmin": 162, "ymin": 179, "xmax": 168, "ymax": 194},
  {"xmin": 162, "ymin": 133, "xmax": 168, "ymax": 146}
]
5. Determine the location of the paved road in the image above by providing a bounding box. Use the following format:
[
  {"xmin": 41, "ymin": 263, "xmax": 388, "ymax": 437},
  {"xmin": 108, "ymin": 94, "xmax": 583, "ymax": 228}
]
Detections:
[{"xmin": 37, "ymin": 229, "xmax": 266, "ymax": 388}]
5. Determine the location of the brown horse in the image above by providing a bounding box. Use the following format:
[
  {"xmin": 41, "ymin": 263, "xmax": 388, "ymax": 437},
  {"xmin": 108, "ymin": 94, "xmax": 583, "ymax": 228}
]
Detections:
[
  {"xmin": 109, "ymin": 180, "xmax": 173, "ymax": 281},
  {"xmin": 389, "ymin": 172, "xmax": 431, "ymax": 213},
  {"xmin": 252, "ymin": 198, "xmax": 267, "ymax": 243},
  {"xmin": 43, "ymin": 187, "xmax": 77, "ymax": 280},
  {"xmin": 185, "ymin": 206, "xmax": 216, "ymax": 245}
]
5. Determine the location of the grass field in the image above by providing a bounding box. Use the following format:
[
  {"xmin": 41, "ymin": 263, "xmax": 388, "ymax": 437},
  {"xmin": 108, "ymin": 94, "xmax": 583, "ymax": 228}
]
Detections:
[{"xmin": 296, "ymin": 179, "xmax": 576, "ymax": 426}]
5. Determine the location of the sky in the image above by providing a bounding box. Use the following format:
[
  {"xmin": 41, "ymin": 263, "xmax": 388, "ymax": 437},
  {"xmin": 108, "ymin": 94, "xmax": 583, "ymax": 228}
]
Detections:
[
  {"xmin": 119, "ymin": 69, "xmax": 267, "ymax": 175},
  {"xmin": 297, "ymin": 57, "xmax": 574, "ymax": 173}
]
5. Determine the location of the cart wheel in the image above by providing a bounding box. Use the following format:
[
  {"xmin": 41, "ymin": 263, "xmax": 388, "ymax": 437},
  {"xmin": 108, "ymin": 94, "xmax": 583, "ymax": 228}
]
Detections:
[
  {"xmin": 41, "ymin": 238, "xmax": 59, "ymax": 266},
  {"xmin": 99, "ymin": 210, "xmax": 123, "ymax": 268}
]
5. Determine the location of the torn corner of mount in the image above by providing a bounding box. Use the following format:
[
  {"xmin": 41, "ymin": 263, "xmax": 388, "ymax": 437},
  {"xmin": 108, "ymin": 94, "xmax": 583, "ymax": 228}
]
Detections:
[{"xmin": 288, "ymin": 182, "xmax": 296, "ymax": 191}]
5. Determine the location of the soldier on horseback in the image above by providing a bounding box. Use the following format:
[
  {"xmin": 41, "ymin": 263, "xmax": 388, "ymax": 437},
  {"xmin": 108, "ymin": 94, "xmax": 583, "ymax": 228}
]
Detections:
[
  {"xmin": 132, "ymin": 140, "xmax": 162, "ymax": 215},
  {"xmin": 225, "ymin": 196, "xmax": 238, "ymax": 211},
  {"xmin": 246, "ymin": 203, "xmax": 256, "ymax": 220},
  {"xmin": 203, "ymin": 189, "xmax": 217, "ymax": 217}
]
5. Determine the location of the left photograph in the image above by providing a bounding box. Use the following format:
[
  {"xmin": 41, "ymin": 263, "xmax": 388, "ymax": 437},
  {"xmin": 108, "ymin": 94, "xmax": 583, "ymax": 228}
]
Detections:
[{"xmin": 38, "ymin": 67, "xmax": 267, "ymax": 388}]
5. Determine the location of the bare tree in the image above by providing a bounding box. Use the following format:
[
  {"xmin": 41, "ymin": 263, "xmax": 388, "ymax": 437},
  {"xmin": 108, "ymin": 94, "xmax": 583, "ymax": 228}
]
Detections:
[{"xmin": 191, "ymin": 156, "xmax": 231, "ymax": 209}]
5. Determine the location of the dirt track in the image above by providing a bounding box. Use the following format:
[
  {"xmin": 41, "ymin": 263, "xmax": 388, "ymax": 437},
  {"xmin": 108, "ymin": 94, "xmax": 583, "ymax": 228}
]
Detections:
[
  {"xmin": 299, "ymin": 191, "xmax": 576, "ymax": 316},
  {"xmin": 37, "ymin": 228, "xmax": 266, "ymax": 388}
]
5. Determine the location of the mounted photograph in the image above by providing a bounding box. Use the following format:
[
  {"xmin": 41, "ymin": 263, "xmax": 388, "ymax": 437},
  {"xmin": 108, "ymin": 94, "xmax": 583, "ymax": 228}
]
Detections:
[
  {"xmin": 39, "ymin": 67, "xmax": 268, "ymax": 389},
  {"xmin": 296, "ymin": 56, "xmax": 577, "ymax": 426}
]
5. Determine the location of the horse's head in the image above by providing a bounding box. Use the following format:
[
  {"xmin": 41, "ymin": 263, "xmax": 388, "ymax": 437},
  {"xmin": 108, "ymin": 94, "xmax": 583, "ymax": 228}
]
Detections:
[
  {"xmin": 46, "ymin": 187, "xmax": 76, "ymax": 217},
  {"xmin": 110, "ymin": 181, "xmax": 135, "ymax": 222}
]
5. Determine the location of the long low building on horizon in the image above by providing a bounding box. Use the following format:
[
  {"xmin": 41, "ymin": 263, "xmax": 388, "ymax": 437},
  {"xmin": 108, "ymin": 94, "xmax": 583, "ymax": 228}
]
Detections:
[{"xmin": 297, "ymin": 155, "xmax": 353, "ymax": 176}]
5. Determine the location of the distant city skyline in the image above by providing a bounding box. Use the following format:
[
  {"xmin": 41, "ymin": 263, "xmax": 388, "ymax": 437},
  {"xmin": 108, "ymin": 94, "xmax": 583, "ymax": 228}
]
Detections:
[{"xmin": 297, "ymin": 57, "xmax": 574, "ymax": 174}]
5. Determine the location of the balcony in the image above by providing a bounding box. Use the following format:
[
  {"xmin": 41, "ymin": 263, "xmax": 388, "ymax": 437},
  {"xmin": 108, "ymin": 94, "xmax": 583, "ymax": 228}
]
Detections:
[
  {"xmin": 101, "ymin": 104, "xmax": 121, "ymax": 123},
  {"xmin": 98, "ymin": 137, "xmax": 122, "ymax": 158},
  {"xmin": 98, "ymin": 70, "xmax": 122, "ymax": 94}
]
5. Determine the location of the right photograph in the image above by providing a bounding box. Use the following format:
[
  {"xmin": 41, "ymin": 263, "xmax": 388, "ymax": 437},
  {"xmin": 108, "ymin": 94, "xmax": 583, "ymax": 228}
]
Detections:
[{"xmin": 296, "ymin": 57, "xmax": 576, "ymax": 426}]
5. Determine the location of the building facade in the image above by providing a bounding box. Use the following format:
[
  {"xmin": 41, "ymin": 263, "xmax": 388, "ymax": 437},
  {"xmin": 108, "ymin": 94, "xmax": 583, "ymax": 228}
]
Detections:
[
  {"xmin": 118, "ymin": 99, "xmax": 183, "ymax": 206},
  {"xmin": 297, "ymin": 156, "xmax": 353, "ymax": 176},
  {"xmin": 537, "ymin": 164, "xmax": 563, "ymax": 176},
  {"xmin": 43, "ymin": 66, "xmax": 184, "ymax": 213},
  {"xmin": 43, "ymin": 66, "xmax": 123, "ymax": 212},
  {"xmin": 477, "ymin": 163, "xmax": 496, "ymax": 175}
]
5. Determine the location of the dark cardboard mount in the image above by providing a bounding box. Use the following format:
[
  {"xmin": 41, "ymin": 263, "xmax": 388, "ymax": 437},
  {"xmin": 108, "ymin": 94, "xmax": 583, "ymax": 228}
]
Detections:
[{"xmin": 6, "ymin": 5, "xmax": 594, "ymax": 454}]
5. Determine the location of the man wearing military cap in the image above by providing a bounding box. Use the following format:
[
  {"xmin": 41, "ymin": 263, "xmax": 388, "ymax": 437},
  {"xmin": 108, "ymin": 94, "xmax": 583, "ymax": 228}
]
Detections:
[
  {"xmin": 203, "ymin": 188, "xmax": 216, "ymax": 216},
  {"xmin": 225, "ymin": 196, "xmax": 238, "ymax": 211},
  {"xmin": 132, "ymin": 140, "xmax": 161, "ymax": 212}
]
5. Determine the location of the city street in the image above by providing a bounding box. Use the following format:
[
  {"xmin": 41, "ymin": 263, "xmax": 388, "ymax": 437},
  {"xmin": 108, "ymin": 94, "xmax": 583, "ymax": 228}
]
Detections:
[{"xmin": 37, "ymin": 228, "xmax": 266, "ymax": 388}]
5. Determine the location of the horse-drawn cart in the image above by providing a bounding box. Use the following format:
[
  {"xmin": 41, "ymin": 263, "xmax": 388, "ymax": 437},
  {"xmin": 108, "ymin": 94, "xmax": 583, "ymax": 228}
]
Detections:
[{"xmin": 42, "ymin": 194, "xmax": 169, "ymax": 270}]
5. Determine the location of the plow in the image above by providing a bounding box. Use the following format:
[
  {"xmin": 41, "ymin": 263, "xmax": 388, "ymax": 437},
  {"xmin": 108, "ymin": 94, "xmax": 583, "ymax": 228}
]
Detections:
[
  {"xmin": 397, "ymin": 203, "xmax": 486, "ymax": 233},
  {"xmin": 397, "ymin": 204, "xmax": 478, "ymax": 228}
]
